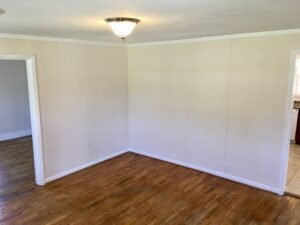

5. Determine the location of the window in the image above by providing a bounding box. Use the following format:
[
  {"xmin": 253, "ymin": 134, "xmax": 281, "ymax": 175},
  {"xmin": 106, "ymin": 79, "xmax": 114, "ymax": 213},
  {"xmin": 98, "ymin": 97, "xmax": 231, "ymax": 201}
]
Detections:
[{"xmin": 293, "ymin": 55, "xmax": 300, "ymax": 101}]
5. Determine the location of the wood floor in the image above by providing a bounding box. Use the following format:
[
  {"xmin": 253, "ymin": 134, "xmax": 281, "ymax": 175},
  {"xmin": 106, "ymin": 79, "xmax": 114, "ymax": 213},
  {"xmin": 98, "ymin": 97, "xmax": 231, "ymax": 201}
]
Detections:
[
  {"xmin": 0, "ymin": 136, "xmax": 35, "ymax": 196},
  {"xmin": 1, "ymin": 137, "xmax": 300, "ymax": 224},
  {"xmin": 286, "ymin": 144, "xmax": 300, "ymax": 197}
]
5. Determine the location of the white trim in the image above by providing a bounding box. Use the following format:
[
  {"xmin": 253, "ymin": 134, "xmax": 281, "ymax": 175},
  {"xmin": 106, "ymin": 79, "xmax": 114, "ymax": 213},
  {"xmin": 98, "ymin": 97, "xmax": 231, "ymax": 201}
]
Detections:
[
  {"xmin": 279, "ymin": 49, "xmax": 300, "ymax": 195},
  {"xmin": 0, "ymin": 29, "xmax": 300, "ymax": 47},
  {"xmin": 128, "ymin": 29, "xmax": 300, "ymax": 46},
  {"xmin": 44, "ymin": 146, "xmax": 280, "ymax": 193},
  {"xmin": 45, "ymin": 149, "xmax": 128, "ymax": 183},
  {"xmin": 0, "ymin": 129, "xmax": 32, "ymax": 141},
  {"xmin": 129, "ymin": 149, "xmax": 279, "ymax": 194},
  {"xmin": 0, "ymin": 54, "xmax": 45, "ymax": 185},
  {"xmin": 0, "ymin": 33, "xmax": 122, "ymax": 47},
  {"xmin": 26, "ymin": 56, "xmax": 45, "ymax": 185},
  {"xmin": 0, "ymin": 54, "xmax": 35, "ymax": 60}
]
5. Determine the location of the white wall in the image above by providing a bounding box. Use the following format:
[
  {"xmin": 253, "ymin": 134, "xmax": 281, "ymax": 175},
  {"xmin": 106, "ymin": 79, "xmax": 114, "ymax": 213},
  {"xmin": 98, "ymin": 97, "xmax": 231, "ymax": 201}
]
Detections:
[
  {"xmin": 1, "ymin": 32, "xmax": 299, "ymax": 191},
  {"xmin": 0, "ymin": 60, "xmax": 31, "ymax": 140},
  {"xmin": 0, "ymin": 39, "xmax": 128, "ymax": 179},
  {"xmin": 128, "ymin": 33, "xmax": 300, "ymax": 192}
]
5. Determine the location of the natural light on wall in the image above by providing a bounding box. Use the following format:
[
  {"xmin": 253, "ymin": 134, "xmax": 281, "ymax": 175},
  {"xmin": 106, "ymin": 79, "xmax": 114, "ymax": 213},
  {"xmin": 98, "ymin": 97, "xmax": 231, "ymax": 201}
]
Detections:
[{"xmin": 294, "ymin": 55, "xmax": 300, "ymax": 101}]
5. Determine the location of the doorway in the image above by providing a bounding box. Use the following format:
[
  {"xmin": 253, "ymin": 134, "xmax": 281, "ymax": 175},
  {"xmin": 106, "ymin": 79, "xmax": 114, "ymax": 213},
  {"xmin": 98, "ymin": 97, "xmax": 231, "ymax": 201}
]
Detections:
[
  {"xmin": 286, "ymin": 52, "xmax": 300, "ymax": 197},
  {"xmin": 0, "ymin": 54, "xmax": 44, "ymax": 189},
  {"xmin": 282, "ymin": 50, "xmax": 300, "ymax": 197}
]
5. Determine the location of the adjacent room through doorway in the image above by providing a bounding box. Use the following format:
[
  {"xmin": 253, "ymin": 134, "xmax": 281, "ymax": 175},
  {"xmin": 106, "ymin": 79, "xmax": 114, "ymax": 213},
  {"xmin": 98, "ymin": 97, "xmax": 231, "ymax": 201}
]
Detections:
[
  {"xmin": 286, "ymin": 53, "xmax": 300, "ymax": 197},
  {"xmin": 0, "ymin": 60, "xmax": 35, "ymax": 196}
]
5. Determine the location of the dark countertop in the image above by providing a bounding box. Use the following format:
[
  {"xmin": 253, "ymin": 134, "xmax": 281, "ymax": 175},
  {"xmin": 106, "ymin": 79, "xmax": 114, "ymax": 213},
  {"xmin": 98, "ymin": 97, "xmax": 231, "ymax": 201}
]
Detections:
[{"xmin": 294, "ymin": 101, "xmax": 300, "ymax": 109}]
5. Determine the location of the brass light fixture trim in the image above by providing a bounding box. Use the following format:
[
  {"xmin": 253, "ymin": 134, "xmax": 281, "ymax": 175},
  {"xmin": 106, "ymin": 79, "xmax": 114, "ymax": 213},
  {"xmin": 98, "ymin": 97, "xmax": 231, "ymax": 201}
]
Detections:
[{"xmin": 105, "ymin": 17, "xmax": 140, "ymax": 23}]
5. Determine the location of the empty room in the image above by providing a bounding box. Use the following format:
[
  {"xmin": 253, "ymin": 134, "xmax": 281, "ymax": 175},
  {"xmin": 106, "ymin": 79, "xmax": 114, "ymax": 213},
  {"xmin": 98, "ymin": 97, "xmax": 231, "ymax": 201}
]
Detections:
[{"xmin": 0, "ymin": 1, "xmax": 300, "ymax": 224}]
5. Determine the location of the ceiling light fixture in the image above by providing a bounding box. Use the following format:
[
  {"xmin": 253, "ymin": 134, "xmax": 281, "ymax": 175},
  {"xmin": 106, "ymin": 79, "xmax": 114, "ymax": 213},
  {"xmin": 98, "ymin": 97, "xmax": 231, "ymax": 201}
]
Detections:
[{"xmin": 105, "ymin": 17, "xmax": 140, "ymax": 41}]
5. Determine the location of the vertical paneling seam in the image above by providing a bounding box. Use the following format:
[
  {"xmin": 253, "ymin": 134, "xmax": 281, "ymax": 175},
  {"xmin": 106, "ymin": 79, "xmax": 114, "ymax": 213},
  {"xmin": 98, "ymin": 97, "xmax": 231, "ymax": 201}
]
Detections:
[{"xmin": 224, "ymin": 40, "xmax": 233, "ymax": 170}]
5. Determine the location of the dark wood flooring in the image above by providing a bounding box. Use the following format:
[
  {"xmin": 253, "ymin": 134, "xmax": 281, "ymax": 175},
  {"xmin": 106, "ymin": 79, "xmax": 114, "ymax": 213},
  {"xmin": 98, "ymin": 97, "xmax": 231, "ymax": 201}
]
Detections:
[
  {"xmin": 1, "ymin": 137, "xmax": 300, "ymax": 224},
  {"xmin": 0, "ymin": 136, "xmax": 35, "ymax": 197}
]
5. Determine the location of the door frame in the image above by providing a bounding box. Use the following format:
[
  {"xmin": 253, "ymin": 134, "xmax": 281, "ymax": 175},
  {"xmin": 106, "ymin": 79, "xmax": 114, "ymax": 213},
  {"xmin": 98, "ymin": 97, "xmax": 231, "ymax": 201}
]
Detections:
[
  {"xmin": 279, "ymin": 49, "xmax": 300, "ymax": 195},
  {"xmin": 0, "ymin": 54, "xmax": 45, "ymax": 185}
]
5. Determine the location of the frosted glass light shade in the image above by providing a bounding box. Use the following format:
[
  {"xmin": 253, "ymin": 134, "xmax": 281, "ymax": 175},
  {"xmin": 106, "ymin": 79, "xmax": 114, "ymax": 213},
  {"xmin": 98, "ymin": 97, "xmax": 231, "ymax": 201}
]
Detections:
[
  {"xmin": 108, "ymin": 21, "xmax": 137, "ymax": 38},
  {"xmin": 105, "ymin": 17, "xmax": 140, "ymax": 40}
]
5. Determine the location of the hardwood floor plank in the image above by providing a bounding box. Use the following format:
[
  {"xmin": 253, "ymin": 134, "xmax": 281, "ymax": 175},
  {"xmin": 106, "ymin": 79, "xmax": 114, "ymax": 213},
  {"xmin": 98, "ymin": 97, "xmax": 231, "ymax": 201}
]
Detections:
[{"xmin": 1, "ymin": 137, "xmax": 300, "ymax": 224}]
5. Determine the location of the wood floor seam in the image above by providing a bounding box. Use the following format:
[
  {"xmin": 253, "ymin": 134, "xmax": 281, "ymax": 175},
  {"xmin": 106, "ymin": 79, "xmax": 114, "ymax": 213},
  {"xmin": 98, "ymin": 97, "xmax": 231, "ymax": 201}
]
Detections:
[{"xmin": 1, "ymin": 137, "xmax": 300, "ymax": 224}]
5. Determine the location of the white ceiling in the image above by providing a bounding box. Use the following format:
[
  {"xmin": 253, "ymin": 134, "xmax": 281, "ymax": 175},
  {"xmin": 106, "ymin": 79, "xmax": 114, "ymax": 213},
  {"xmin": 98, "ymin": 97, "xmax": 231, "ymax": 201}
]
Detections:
[{"xmin": 0, "ymin": 0, "xmax": 299, "ymax": 44}]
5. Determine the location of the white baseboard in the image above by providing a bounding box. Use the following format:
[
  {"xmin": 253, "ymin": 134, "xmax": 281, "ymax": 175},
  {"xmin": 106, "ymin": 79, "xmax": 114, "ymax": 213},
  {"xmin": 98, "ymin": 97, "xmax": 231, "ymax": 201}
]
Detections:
[
  {"xmin": 45, "ymin": 149, "xmax": 128, "ymax": 183},
  {"xmin": 44, "ymin": 147, "xmax": 280, "ymax": 194},
  {"xmin": 129, "ymin": 149, "xmax": 280, "ymax": 195},
  {"xmin": 0, "ymin": 129, "xmax": 32, "ymax": 141}
]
